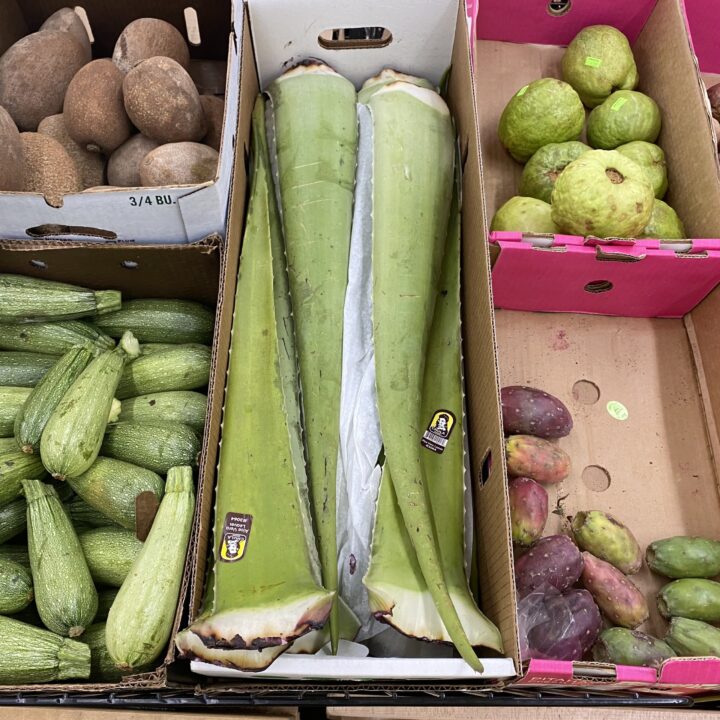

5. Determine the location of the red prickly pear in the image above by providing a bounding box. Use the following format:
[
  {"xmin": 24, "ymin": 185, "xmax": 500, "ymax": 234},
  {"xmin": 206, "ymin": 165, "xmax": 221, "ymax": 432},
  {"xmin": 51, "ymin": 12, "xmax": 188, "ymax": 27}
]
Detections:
[
  {"xmin": 501, "ymin": 385, "xmax": 573, "ymax": 439},
  {"xmin": 515, "ymin": 535, "xmax": 584, "ymax": 598},
  {"xmin": 506, "ymin": 435, "xmax": 570, "ymax": 484},
  {"xmin": 509, "ymin": 477, "xmax": 548, "ymax": 546},
  {"xmin": 581, "ymin": 552, "xmax": 649, "ymax": 628}
]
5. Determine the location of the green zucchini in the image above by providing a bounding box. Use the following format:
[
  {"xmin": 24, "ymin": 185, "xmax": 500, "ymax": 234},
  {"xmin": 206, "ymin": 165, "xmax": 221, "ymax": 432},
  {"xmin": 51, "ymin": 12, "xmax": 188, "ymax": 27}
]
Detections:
[
  {"xmin": 0, "ymin": 545, "xmax": 29, "ymax": 568},
  {"xmin": 83, "ymin": 622, "xmax": 122, "ymax": 681},
  {"xmin": 107, "ymin": 466, "xmax": 194, "ymax": 671},
  {"xmin": 0, "ymin": 275, "xmax": 121, "ymax": 323},
  {"xmin": 0, "ymin": 352, "xmax": 56, "ymax": 387},
  {"xmin": 95, "ymin": 588, "xmax": 118, "ymax": 621},
  {"xmin": 101, "ymin": 422, "xmax": 199, "ymax": 475},
  {"xmin": 0, "ymin": 320, "xmax": 114, "ymax": 355},
  {"xmin": 68, "ymin": 457, "xmax": 164, "ymax": 531},
  {"xmin": 0, "ymin": 437, "xmax": 18, "ymax": 453},
  {"xmin": 24, "ymin": 479, "xmax": 98, "ymax": 637},
  {"xmin": 118, "ymin": 391, "xmax": 208, "ymax": 432},
  {"xmin": 14, "ymin": 345, "xmax": 95, "ymax": 454},
  {"xmin": 140, "ymin": 343, "xmax": 206, "ymax": 355},
  {"xmin": 40, "ymin": 331, "xmax": 140, "ymax": 480},
  {"xmin": 115, "ymin": 344, "xmax": 211, "ymax": 400},
  {"xmin": 0, "ymin": 557, "xmax": 33, "ymax": 614},
  {"xmin": 67, "ymin": 496, "xmax": 116, "ymax": 529},
  {"xmin": 0, "ymin": 497, "xmax": 26, "ymax": 543},
  {"xmin": 95, "ymin": 299, "xmax": 214, "ymax": 344},
  {"xmin": 0, "ymin": 615, "xmax": 90, "ymax": 683},
  {"xmin": 0, "ymin": 447, "xmax": 46, "ymax": 507},
  {"xmin": 79, "ymin": 527, "xmax": 142, "ymax": 587},
  {"xmin": 0, "ymin": 387, "xmax": 31, "ymax": 437}
]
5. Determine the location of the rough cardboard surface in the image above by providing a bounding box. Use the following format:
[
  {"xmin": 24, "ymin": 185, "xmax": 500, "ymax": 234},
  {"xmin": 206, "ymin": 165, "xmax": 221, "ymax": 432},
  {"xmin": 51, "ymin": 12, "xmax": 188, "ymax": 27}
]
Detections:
[
  {"xmin": 495, "ymin": 308, "xmax": 720, "ymax": 639},
  {"xmin": 475, "ymin": 0, "xmax": 720, "ymax": 240}
]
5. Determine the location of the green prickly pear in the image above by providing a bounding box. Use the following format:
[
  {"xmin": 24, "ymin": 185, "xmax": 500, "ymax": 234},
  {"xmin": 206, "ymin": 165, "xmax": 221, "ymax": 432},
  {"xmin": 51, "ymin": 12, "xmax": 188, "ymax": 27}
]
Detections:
[
  {"xmin": 665, "ymin": 617, "xmax": 720, "ymax": 657},
  {"xmin": 593, "ymin": 627, "xmax": 675, "ymax": 668},
  {"xmin": 658, "ymin": 579, "xmax": 720, "ymax": 623},
  {"xmin": 646, "ymin": 536, "xmax": 720, "ymax": 579}
]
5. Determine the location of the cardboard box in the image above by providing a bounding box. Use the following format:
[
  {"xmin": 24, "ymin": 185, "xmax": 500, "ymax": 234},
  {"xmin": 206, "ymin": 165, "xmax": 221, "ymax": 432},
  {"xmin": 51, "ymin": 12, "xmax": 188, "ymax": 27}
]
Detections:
[
  {"xmin": 475, "ymin": 0, "xmax": 720, "ymax": 252},
  {"xmin": 0, "ymin": 1, "xmax": 239, "ymax": 244},
  {"xmin": 183, "ymin": 0, "xmax": 518, "ymax": 690},
  {"xmin": 0, "ymin": 239, "xmax": 221, "ymax": 692}
]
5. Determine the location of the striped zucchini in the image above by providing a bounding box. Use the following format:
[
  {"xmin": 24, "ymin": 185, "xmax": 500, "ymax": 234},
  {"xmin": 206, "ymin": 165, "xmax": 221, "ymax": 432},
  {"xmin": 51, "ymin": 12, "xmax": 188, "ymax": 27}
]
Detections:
[
  {"xmin": 115, "ymin": 344, "xmax": 211, "ymax": 400},
  {"xmin": 101, "ymin": 422, "xmax": 199, "ymax": 475},
  {"xmin": 0, "ymin": 320, "xmax": 114, "ymax": 355},
  {"xmin": 79, "ymin": 527, "xmax": 142, "ymax": 587},
  {"xmin": 95, "ymin": 588, "xmax": 118, "ymax": 621},
  {"xmin": 0, "ymin": 616, "xmax": 90, "ymax": 683},
  {"xmin": 107, "ymin": 466, "xmax": 194, "ymax": 671},
  {"xmin": 40, "ymin": 331, "xmax": 140, "ymax": 480},
  {"xmin": 0, "ymin": 545, "xmax": 29, "ymax": 567},
  {"xmin": 0, "ymin": 386, "xmax": 31, "ymax": 437},
  {"xmin": 24, "ymin": 479, "xmax": 97, "ymax": 637},
  {"xmin": 118, "ymin": 391, "xmax": 207, "ymax": 432},
  {"xmin": 84, "ymin": 622, "xmax": 122, "ymax": 681},
  {"xmin": 68, "ymin": 457, "xmax": 164, "ymax": 531},
  {"xmin": 95, "ymin": 299, "xmax": 214, "ymax": 344},
  {"xmin": 0, "ymin": 557, "xmax": 33, "ymax": 614},
  {"xmin": 14, "ymin": 345, "xmax": 94, "ymax": 454},
  {"xmin": 367, "ymin": 82, "xmax": 481, "ymax": 671},
  {"xmin": 0, "ymin": 497, "xmax": 26, "ymax": 543},
  {"xmin": 0, "ymin": 275, "xmax": 121, "ymax": 323},
  {"xmin": 67, "ymin": 497, "xmax": 116, "ymax": 529},
  {"xmin": 0, "ymin": 352, "xmax": 56, "ymax": 387},
  {"xmin": 0, "ymin": 437, "xmax": 17, "ymax": 452},
  {"xmin": 0, "ymin": 447, "xmax": 46, "ymax": 507}
]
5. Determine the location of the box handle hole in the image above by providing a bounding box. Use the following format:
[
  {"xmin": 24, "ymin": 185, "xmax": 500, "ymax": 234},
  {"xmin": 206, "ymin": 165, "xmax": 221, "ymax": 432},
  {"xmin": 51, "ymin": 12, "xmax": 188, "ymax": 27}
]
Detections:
[
  {"xmin": 318, "ymin": 27, "xmax": 392, "ymax": 50},
  {"xmin": 73, "ymin": 6, "xmax": 94, "ymax": 44},
  {"xmin": 29, "ymin": 259, "xmax": 47, "ymax": 270},
  {"xmin": 121, "ymin": 260, "xmax": 139, "ymax": 269},
  {"xmin": 26, "ymin": 224, "xmax": 117, "ymax": 240},
  {"xmin": 479, "ymin": 448, "xmax": 492, "ymax": 486},
  {"xmin": 584, "ymin": 279, "xmax": 613, "ymax": 294},
  {"xmin": 547, "ymin": 0, "xmax": 572, "ymax": 16},
  {"xmin": 184, "ymin": 7, "xmax": 202, "ymax": 46},
  {"xmin": 582, "ymin": 465, "xmax": 611, "ymax": 492},
  {"xmin": 572, "ymin": 379, "xmax": 600, "ymax": 405}
]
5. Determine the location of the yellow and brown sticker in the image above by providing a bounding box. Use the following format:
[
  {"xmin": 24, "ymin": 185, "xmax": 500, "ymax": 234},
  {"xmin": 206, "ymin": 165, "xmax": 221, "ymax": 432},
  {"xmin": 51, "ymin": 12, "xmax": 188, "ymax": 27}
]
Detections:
[
  {"xmin": 218, "ymin": 512, "xmax": 253, "ymax": 563},
  {"xmin": 421, "ymin": 409, "xmax": 456, "ymax": 454}
]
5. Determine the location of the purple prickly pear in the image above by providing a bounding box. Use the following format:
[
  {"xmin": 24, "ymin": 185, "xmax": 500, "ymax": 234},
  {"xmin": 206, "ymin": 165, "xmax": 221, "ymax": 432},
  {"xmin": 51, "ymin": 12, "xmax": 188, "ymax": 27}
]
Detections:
[
  {"xmin": 501, "ymin": 385, "xmax": 573, "ymax": 439},
  {"xmin": 515, "ymin": 535, "xmax": 584, "ymax": 598}
]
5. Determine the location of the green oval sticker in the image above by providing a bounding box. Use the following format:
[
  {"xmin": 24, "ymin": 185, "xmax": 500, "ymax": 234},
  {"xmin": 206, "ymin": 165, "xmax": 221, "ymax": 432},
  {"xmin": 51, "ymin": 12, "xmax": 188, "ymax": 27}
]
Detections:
[
  {"xmin": 607, "ymin": 400, "xmax": 629, "ymax": 421},
  {"xmin": 517, "ymin": 85, "xmax": 529, "ymax": 97},
  {"xmin": 611, "ymin": 97, "xmax": 628, "ymax": 112},
  {"xmin": 584, "ymin": 56, "xmax": 602, "ymax": 68}
]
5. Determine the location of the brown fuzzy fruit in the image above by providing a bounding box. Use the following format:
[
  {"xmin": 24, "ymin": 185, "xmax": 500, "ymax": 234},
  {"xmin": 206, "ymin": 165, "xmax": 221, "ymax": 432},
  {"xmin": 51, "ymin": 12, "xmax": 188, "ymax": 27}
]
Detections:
[
  {"xmin": 123, "ymin": 57, "xmax": 206, "ymax": 144},
  {"xmin": 40, "ymin": 8, "xmax": 92, "ymax": 62},
  {"xmin": 140, "ymin": 142, "xmax": 218, "ymax": 186},
  {"xmin": 0, "ymin": 30, "xmax": 87, "ymax": 131},
  {"xmin": 708, "ymin": 83, "xmax": 720, "ymax": 123},
  {"xmin": 64, "ymin": 59, "xmax": 132, "ymax": 155},
  {"xmin": 113, "ymin": 18, "xmax": 190, "ymax": 74},
  {"xmin": 0, "ymin": 105, "xmax": 24, "ymax": 190},
  {"xmin": 108, "ymin": 134, "xmax": 160, "ymax": 187},
  {"xmin": 38, "ymin": 114, "xmax": 105, "ymax": 189},
  {"xmin": 200, "ymin": 95, "xmax": 225, "ymax": 151},
  {"xmin": 20, "ymin": 132, "xmax": 81, "ymax": 206}
]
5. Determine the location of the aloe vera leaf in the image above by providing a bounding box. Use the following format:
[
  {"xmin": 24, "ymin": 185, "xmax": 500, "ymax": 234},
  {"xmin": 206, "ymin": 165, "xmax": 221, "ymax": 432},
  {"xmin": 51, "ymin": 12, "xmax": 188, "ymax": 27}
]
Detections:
[
  {"xmin": 368, "ymin": 82, "xmax": 481, "ymax": 671},
  {"xmin": 365, "ymin": 171, "xmax": 503, "ymax": 652},
  {"xmin": 184, "ymin": 97, "xmax": 332, "ymax": 665},
  {"xmin": 266, "ymin": 62, "xmax": 357, "ymax": 651}
]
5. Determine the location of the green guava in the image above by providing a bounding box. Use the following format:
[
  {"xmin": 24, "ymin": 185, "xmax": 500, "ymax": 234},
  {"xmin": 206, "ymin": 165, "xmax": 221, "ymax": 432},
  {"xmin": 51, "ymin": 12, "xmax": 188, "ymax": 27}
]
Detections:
[
  {"xmin": 640, "ymin": 199, "xmax": 686, "ymax": 239},
  {"xmin": 519, "ymin": 141, "xmax": 591, "ymax": 203},
  {"xmin": 498, "ymin": 78, "xmax": 585, "ymax": 162},
  {"xmin": 550, "ymin": 149, "xmax": 654, "ymax": 238},
  {"xmin": 561, "ymin": 25, "xmax": 639, "ymax": 108},
  {"xmin": 616, "ymin": 141, "xmax": 667, "ymax": 198},
  {"xmin": 587, "ymin": 90, "xmax": 661, "ymax": 149},
  {"xmin": 490, "ymin": 196, "xmax": 558, "ymax": 234}
]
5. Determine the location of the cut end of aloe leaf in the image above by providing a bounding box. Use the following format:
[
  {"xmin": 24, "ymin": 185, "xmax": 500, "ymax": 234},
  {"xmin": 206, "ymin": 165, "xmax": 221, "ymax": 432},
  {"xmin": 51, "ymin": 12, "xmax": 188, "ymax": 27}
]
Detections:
[
  {"xmin": 188, "ymin": 590, "xmax": 334, "ymax": 650},
  {"xmin": 365, "ymin": 581, "xmax": 504, "ymax": 655},
  {"xmin": 358, "ymin": 69, "xmax": 435, "ymax": 103},
  {"xmin": 176, "ymin": 628, "xmax": 288, "ymax": 672},
  {"xmin": 94, "ymin": 290, "xmax": 122, "ymax": 316},
  {"xmin": 277, "ymin": 60, "xmax": 340, "ymax": 80},
  {"xmin": 372, "ymin": 81, "xmax": 451, "ymax": 114}
]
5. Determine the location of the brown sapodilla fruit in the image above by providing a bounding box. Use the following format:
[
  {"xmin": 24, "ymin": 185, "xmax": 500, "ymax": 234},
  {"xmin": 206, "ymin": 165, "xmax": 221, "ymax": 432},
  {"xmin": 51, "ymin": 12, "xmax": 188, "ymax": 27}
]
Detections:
[
  {"xmin": 20, "ymin": 132, "xmax": 81, "ymax": 206},
  {"xmin": 140, "ymin": 142, "xmax": 218, "ymax": 186},
  {"xmin": 0, "ymin": 105, "xmax": 24, "ymax": 191},
  {"xmin": 200, "ymin": 95, "xmax": 225, "ymax": 151},
  {"xmin": 64, "ymin": 59, "xmax": 132, "ymax": 155},
  {"xmin": 108, "ymin": 134, "xmax": 160, "ymax": 187},
  {"xmin": 0, "ymin": 30, "xmax": 87, "ymax": 131},
  {"xmin": 40, "ymin": 8, "xmax": 92, "ymax": 62},
  {"xmin": 708, "ymin": 83, "xmax": 720, "ymax": 123},
  {"xmin": 123, "ymin": 57, "xmax": 206, "ymax": 143},
  {"xmin": 113, "ymin": 18, "xmax": 190, "ymax": 74},
  {"xmin": 38, "ymin": 114, "xmax": 105, "ymax": 189}
]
